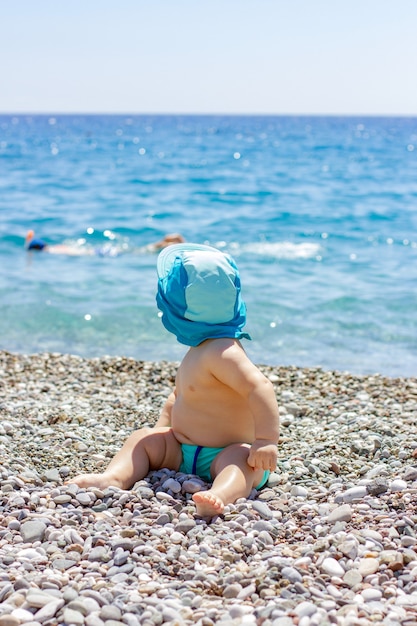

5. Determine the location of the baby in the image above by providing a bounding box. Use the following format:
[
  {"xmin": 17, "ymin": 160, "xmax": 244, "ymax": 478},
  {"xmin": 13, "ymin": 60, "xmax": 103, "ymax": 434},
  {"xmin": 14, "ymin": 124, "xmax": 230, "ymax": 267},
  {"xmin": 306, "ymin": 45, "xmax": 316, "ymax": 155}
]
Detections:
[{"xmin": 71, "ymin": 244, "xmax": 280, "ymax": 517}]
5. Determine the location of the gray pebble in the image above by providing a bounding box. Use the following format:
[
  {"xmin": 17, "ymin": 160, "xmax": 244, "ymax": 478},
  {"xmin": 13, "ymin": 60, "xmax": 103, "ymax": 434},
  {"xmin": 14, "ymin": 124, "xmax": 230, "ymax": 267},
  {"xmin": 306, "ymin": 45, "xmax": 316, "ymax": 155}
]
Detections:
[
  {"xmin": 99, "ymin": 605, "xmax": 122, "ymax": 621},
  {"xmin": 80, "ymin": 590, "xmax": 108, "ymax": 607},
  {"xmin": 155, "ymin": 513, "xmax": 171, "ymax": 525},
  {"xmin": 43, "ymin": 468, "xmax": 62, "ymax": 483},
  {"xmin": 238, "ymin": 583, "xmax": 256, "ymax": 599},
  {"xmin": 67, "ymin": 598, "xmax": 101, "ymax": 615},
  {"xmin": 182, "ymin": 479, "xmax": 206, "ymax": 494},
  {"xmin": 76, "ymin": 492, "xmax": 93, "ymax": 506},
  {"xmin": 20, "ymin": 520, "xmax": 47, "ymax": 543},
  {"xmin": 113, "ymin": 549, "xmax": 130, "ymax": 566},
  {"xmin": 175, "ymin": 518, "xmax": 196, "ymax": 533},
  {"xmin": 294, "ymin": 601, "xmax": 318, "ymax": 618},
  {"xmin": 252, "ymin": 500, "xmax": 273, "ymax": 519},
  {"xmin": 366, "ymin": 478, "xmax": 389, "ymax": 495},
  {"xmin": 403, "ymin": 466, "xmax": 417, "ymax": 481},
  {"xmin": 88, "ymin": 546, "xmax": 110, "ymax": 562},
  {"xmin": 85, "ymin": 615, "xmax": 105, "ymax": 626},
  {"xmin": 223, "ymin": 583, "xmax": 242, "ymax": 598},
  {"xmin": 62, "ymin": 607, "xmax": 85, "ymax": 625},
  {"xmin": 52, "ymin": 558, "xmax": 77, "ymax": 570},
  {"xmin": 162, "ymin": 478, "xmax": 182, "ymax": 493},
  {"xmin": 281, "ymin": 566, "xmax": 303, "ymax": 583},
  {"xmin": 34, "ymin": 598, "xmax": 65, "ymax": 621},
  {"xmin": 258, "ymin": 530, "xmax": 274, "ymax": 545}
]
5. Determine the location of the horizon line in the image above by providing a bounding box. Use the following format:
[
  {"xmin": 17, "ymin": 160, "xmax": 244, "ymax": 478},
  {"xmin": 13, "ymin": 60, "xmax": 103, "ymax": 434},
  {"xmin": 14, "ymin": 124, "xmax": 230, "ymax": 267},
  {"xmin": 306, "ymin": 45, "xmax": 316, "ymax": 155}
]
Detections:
[{"xmin": 1, "ymin": 111, "xmax": 417, "ymax": 118}]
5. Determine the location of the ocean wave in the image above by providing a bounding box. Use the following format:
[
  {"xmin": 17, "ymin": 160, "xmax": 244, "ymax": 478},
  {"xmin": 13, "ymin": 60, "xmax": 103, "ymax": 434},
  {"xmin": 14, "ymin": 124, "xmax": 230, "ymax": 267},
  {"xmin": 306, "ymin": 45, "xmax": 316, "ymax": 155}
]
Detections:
[{"xmin": 231, "ymin": 241, "xmax": 322, "ymax": 260}]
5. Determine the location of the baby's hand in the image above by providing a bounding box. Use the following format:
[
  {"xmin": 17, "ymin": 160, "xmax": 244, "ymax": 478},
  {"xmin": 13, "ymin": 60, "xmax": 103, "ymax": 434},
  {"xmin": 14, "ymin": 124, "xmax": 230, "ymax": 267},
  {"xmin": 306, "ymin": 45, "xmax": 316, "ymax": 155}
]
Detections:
[{"xmin": 247, "ymin": 439, "xmax": 278, "ymax": 472}]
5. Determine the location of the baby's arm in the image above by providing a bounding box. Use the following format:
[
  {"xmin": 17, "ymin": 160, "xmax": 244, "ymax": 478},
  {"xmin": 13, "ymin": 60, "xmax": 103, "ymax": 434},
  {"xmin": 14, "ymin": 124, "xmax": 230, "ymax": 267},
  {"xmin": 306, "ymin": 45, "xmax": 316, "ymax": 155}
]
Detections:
[
  {"xmin": 207, "ymin": 341, "xmax": 279, "ymax": 471},
  {"xmin": 245, "ymin": 377, "xmax": 280, "ymax": 471},
  {"xmin": 154, "ymin": 390, "xmax": 176, "ymax": 428}
]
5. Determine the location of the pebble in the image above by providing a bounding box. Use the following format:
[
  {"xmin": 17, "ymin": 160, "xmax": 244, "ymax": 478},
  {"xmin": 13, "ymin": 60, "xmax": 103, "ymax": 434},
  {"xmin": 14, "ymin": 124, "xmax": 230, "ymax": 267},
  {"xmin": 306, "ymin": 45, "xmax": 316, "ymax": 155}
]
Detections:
[
  {"xmin": 223, "ymin": 583, "xmax": 242, "ymax": 598},
  {"xmin": 63, "ymin": 607, "xmax": 85, "ymax": 625},
  {"xmin": 366, "ymin": 477, "xmax": 389, "ymax": 495},
  {"xmin": 281, "ymin": 566, "xmax": 303, "ymax": 583},
  {"xmin": 34, "ymin": 598, "xmax": 65, "ymax": 621},
  {"xmin": 358, "ymin": 557, "xmax": 380, "ymax": 576},
  {"xmin": 1, "ymin": 351, "xmax": 417, "ymax": 626},
  {"xmin": 182, "ymin": 479, "xmax": 206, "ymax": 494},
  {"xmin": 290, "ymin": 485, "xmax": 309, "ymax": 497},
  {"xmin": 20, "ymin": 521, "xmax": 47, "ymax": 543},
  {"xmin": 343, "ymin": 569, "xmax": 363, "ymax": 587},
  {"xmin": 252, "ymin": 500, "xmax": 274, "ymax": 519},
  {"xmin": 175, "ymin": 518, "xmax": 196, "ymax": 533},
  {"xmin": 327, "ymin": 504, "xmax": 352, "ymax": 523},
  {"xmin": 338, "ymin": 485, "xmax": 367, "ymax": 503},
  {"xmin": 294, "ymin": 602, "xmax": 318, "ymax": 618},
  {"xmin": 76, "ymin": 492, "xmax": 93, "ymax": 506},
  {"xmin": 361, "ymin": 588, "xmax": 383, "ymax": 602},
  {"xmin": 320, "ymin": 557, "xmax": 345, "ymax": 577},
  {"xmin": 162, "ymin": 477, "xmax": 182, "ymax": 493},
  {"xmin": 390, "ymin": 478, "xmax": 408, "ymax": 492}
]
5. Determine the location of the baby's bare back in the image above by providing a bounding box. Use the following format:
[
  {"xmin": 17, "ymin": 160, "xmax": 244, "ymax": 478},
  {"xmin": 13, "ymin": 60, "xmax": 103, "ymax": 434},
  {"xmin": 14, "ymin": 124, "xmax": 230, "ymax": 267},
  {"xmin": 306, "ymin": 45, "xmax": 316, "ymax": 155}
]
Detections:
[{"xmin": 170, "ymin": 339, "xmax": 261, "ymax": 447}]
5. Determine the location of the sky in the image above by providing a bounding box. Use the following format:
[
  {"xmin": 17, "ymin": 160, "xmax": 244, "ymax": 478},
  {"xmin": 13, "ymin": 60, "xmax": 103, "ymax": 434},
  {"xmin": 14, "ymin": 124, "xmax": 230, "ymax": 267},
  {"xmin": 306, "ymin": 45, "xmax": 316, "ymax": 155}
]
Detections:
[{"xmin": 1, "ymin": 0, "xmax": 417, "ymax": 116}]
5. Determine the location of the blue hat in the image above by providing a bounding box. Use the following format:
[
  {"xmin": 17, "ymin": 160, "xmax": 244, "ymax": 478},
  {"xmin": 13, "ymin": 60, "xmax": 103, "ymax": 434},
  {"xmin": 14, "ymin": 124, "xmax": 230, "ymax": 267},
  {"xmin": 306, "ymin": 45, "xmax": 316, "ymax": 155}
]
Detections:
[{"xmin": 156, "ymin": 243, "xmax": 251, "ymax": 346}]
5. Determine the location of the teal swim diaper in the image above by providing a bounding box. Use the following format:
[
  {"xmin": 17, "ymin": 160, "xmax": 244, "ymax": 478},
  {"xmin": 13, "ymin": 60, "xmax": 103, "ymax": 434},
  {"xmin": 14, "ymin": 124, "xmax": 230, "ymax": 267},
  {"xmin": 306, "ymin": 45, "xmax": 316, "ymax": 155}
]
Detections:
[{"xmin": 179, "ymin": 443, "xmax": 270, "ymax": 489}]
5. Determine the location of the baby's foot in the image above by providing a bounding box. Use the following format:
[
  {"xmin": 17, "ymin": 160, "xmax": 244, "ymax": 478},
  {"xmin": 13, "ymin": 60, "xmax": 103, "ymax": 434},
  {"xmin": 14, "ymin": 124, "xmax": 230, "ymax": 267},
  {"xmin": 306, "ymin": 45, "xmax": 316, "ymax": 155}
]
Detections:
[
  {"xmin": 192, "ymin": 491, "xmax": 225, "ymax": 517},
  {"xmin": 67, "ymin": 473, "xmax": 120, "ymax": 490}
]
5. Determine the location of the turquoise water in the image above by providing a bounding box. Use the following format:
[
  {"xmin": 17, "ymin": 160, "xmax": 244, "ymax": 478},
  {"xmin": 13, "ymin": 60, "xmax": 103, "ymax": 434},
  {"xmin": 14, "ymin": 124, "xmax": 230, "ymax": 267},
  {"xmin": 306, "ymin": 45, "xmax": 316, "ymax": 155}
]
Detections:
[{"xmin": 1, "ymin": 115, "xmax": 416, "ymax": 377}]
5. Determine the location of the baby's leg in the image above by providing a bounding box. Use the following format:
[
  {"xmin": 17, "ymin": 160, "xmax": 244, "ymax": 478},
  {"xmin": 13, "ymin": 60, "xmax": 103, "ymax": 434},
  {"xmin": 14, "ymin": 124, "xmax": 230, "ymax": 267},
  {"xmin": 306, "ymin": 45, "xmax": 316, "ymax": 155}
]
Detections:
[
  {"xmin": 192, "ymin": 443, "xmax": 264, "ymax": 517},
  {"xmin": 69, "ymin": 427, "xmax": 182, "ymax": 490}
]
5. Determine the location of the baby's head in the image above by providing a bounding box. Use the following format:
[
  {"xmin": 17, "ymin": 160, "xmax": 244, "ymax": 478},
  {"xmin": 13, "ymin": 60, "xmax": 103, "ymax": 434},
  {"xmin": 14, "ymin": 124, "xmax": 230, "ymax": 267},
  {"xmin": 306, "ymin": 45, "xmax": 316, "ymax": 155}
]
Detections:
[{"xmin": 156, "ymin": 243, "xmax": 251, "ymax": 346}]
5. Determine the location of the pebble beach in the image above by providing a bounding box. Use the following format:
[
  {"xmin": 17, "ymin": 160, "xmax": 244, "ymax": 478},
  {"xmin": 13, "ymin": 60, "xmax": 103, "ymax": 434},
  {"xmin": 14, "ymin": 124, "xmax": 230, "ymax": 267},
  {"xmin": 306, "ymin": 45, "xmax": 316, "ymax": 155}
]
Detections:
[{"xmin": 1, "ymin": 350, "xmax": 417, "ymax": 626}]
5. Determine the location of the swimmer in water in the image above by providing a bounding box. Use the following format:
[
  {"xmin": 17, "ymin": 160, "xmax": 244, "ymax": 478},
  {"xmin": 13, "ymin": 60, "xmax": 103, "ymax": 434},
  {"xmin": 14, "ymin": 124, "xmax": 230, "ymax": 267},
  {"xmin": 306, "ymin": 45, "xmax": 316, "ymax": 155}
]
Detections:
[
  {"xmin": 147, "ymin": 233, "xmax": 185, "ymax": 251},
  {"xmin": 24, "ymin": 231, "xmax": 185, "ymax": 256},
  {"xmin": 25, "ymin": 231, "xmax": 94, "ymax": 256}
]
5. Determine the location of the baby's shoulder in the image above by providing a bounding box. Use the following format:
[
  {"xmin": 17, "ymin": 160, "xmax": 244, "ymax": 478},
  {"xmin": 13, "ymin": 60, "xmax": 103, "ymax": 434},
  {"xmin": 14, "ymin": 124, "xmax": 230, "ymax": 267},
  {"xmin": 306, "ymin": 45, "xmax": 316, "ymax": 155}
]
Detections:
[
  {"xmin": 192, "ymin": 338, "xmax": 239, "ymax": 361},
  {"xmin": 181, "ymin": 338, "xmax": 239, "ymax": 368}
]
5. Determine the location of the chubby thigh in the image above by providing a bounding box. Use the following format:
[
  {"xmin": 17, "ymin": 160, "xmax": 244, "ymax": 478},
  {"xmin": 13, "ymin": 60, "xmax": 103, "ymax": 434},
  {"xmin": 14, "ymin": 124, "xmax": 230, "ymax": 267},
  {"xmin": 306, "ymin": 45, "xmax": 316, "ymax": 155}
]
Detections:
[
  {"xmin": 210, "ymin": 443, "xmax": 269, "ymax": 490},
  {"xmin": 143, "ymin": 427, "xmax": 183, "ymax": 472}
]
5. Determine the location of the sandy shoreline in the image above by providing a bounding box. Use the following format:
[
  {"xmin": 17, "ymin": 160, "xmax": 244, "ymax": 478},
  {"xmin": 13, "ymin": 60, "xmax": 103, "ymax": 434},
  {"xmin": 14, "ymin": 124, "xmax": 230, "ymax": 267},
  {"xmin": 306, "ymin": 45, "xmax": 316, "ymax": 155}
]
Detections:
[{"xmin": 1, "ymin": 350, "xmax": 417, "ymax": 625}]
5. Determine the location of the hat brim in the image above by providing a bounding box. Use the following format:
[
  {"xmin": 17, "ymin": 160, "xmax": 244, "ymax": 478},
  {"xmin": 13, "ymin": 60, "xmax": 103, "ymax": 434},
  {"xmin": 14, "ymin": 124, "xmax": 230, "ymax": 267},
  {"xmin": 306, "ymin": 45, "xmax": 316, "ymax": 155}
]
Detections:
[{"xmin": 156, "ymin": 243, "xmax": 221, "ymax": 278}]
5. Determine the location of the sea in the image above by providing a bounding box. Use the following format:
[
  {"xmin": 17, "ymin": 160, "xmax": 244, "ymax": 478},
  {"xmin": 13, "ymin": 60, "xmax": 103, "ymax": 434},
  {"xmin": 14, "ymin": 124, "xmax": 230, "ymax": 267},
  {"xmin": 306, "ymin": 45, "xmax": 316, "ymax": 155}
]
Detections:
[{"xmin": 1, "ymin": 114, "xmax": 416, "ymax": 378}]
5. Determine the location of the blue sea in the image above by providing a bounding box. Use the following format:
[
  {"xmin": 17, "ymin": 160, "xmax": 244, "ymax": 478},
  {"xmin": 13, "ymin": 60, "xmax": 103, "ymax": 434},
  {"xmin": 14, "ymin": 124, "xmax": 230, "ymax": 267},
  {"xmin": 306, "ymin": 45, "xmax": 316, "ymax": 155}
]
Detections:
[{"xmin": 1, "ymin": 114, "xmax": 416, "ymax": 377}]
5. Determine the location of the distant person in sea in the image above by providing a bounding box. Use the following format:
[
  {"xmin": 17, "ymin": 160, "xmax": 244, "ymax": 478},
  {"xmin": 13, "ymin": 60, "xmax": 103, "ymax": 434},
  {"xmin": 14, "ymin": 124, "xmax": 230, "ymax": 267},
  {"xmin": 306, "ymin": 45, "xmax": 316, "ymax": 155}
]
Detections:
[
  {"xmin": 24, "ymin": 230, "xmax": 185, "ymax": 256},
  {"xmin": 147, "ymin": 232, "xmax": 185, "ymax": 251},
  {"xmin": 70, "ymin": 243, "xmax": 280, "ymax": 518}
]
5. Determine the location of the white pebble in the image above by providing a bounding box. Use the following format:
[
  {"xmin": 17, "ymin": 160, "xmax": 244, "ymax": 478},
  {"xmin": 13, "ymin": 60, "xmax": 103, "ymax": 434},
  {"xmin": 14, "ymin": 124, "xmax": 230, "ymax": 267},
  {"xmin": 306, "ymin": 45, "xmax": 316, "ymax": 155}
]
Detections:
[
  {"xmin": 320, "ymin": 557, "xmax": 345, "ymax": 577},
  {"xmin": 290, "ymin": 485, "xmax": 309, "ymax": 497},
  {"xmin": 361, "ymin": 588, "xmax": 383, "ymax": 602},
  {"xmin": 294, "ymin": 601, "xmax": 318, "ymax": 618},
  {"xmin": 327, "ymin": 504, "xmax": 352, "ymax": 523},
  {"xmin": 341, "ymin": 486, "xmax": 367, "ymax": 502},
  {"xmin": 390, "ymin": 479, "xmax": 407, "ymax": 492}
]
